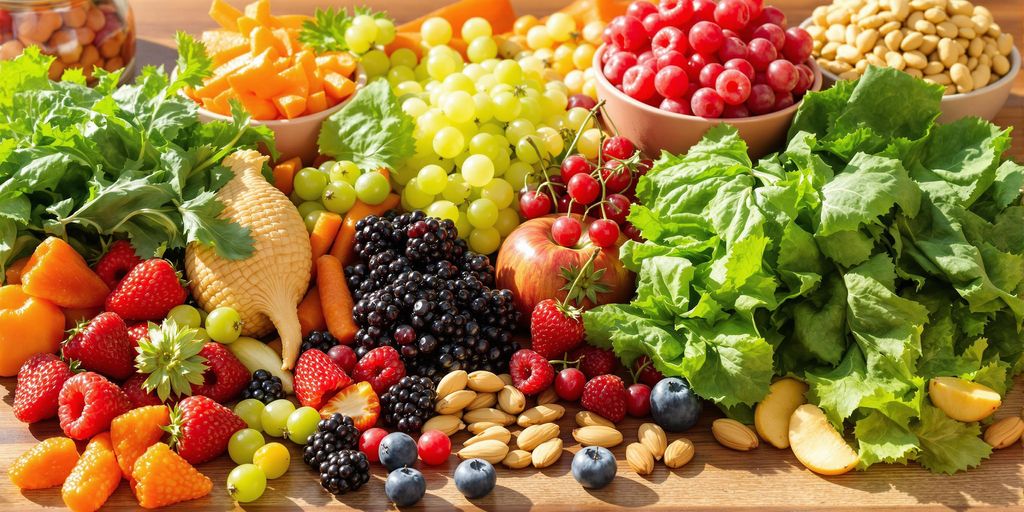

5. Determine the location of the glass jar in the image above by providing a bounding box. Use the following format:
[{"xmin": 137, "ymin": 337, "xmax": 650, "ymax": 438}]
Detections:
[{"xmin": 0, "ymin": 0, "xmax": 135, "ymax": 82}]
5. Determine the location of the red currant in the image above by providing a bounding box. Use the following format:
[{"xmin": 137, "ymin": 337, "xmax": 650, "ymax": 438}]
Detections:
[
  {"xmin": 684, "ymin": 52, "xmax": 717, "ymax": 80},
  {"xmin": 724, "ymin": 57, "xmax": 755, "ymax": 80},
  {"xmin": 754, "ymin": 5, "xmax": 787, "ymax": 27},
  {"xmin": 692, "ymin": 0, "xmax": 717, "ymax": 22},
  {"xmin": 752, "ymin": 23, "xmax": 786, "ymax": 50},
  {"xmin": 626, "ymin": 383, "xmax": 652, "ymax": 417},
  {"xmin": 740, "ymin": 0, "xmax": 764, "ymax": 19},
  {"xmin": 603, "ymin": 51, "xmax": 639, "ymax": 85},
  {"xmin": 783, "ymin": 27, "xmax": 813, "ymax": 63},
  {"xmin": 557, "ymin": 194, "xmax": 586, "ymax": 215},
  {"xmin": 714, "ymin": 0, "xmax": 751, "ymax": 32},
  {"xmin": 602, "ymin": 136, "xmax": 636, "ymax": 160},
  {"xmin": 642, "ymin": 12, "xmax": 666, "ymax": 38},
  {"xmin": 658, "ymin": 0, "xmax": 694, "ymax": 27},
  {"xmin": 746, "ymin": 83, "xmax": 776, "ymax": 114},
  {"xmin": 600, "ymin": 163, "xmax": 632, "ymax": 193},
  {"xmin": 688, "ymin": 21, "xmax": 724, "ymax": 55},
  {"xmin": 722, "ymin": 103, "xmax": 751, "ymax": 118},
  {"xmin": 660, "ymin": 97, "xmax": 692, "ymax": 114},
  {"xmin": 691, "ymin": 87, "xmax": 725, "ymax": 118},
  {"xmin": 719, "ymin": 36, "xmax": 748, "ymax": 61},
  {"xmin": 623, "ymin": 223, "xmax": 643, "ymax": 241},
  {"xmin": 328, "ymin": 345, "xmax": 358, "ymax": 374},
  {"xmin": 568, "ymin": 94, "xmax": 597, "ymax": 111},
  {"xmin": 652, "ymin": 26, "xmax": 687, "ymax": 54},
  {"xmin": 554, "ymin": 368, "xmax": 586, "ymax": 401},
  {"xmin": 715, "ymin": 69, "xmax": 752, "ymax": 105},
  {"xmin": 623, "ymin": 65, "xmax": 657, "ymax": 101},
  {"xmin": 773, "ymin": 91, "xmax": 795, "ymax": 110},
  {"xmin": 766, "ymin": 59, "xmax": 798, "ymax": 91},
  {"xmin": 604, "ymin": 193, "xmax": 632, "ymax": 224},
  {"xmin": 699, "ymin": 62, "xmax": 725, "ymax": 87},
  {"xmin": 519, "ymin": 190, "xmax": 553, "ymax": 219},
  {"xmin": 417, "ymin": 430, "xmax": 452, "ymax": 466},
  {"xmin": 654, "ymin": 65, "xmax": 689, "ymax": 98},
  {"xmin": 568, "ymin": 173, "xmax": 601, "ymax": 204},
  {"xmin": 588, "ymin": 219, "xmax": 621, "ymax": 248},
  {"xmin": 551, "ymin": 216, "xmax": 583, "ymax": 247},
  {"xmin": 627, "ymin": 0, "xmax": 658, "ymax": 20},
  {"xmin": 655, "ymin": 49, "xmax": 687, "ymax": 70},
  {"xmin": 608, "ymin": 15, "xmax": 648, "ymax": 52},
  {"xmin": 746, "ymin": 37, "xmax": 777, "ymax": 70},
  {"xmin": 359, "ymin": 428, "xmax": 388, "ymax": 462},
  {"xmin": 792, "ymin": 64, "xmax": 814, "ymax": 95}
]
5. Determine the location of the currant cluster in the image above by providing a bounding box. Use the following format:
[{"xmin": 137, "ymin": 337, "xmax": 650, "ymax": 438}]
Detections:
[
  {"xmin": 346, "ymin": 211, "xmax": 520, "ymax": 382},
  {"xmin": 380, "ymin": 376, "xmax": 437, "ymax": 433}
]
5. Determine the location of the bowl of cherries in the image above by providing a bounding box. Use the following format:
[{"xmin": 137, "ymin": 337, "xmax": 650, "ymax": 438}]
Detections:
[{"xmin": 594, "ymin": 0, "xmax": 823, "ymax": 158}]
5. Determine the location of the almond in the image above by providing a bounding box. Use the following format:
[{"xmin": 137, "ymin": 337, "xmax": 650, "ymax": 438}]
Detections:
[
  {"xmin": 466, "ymin": 392, "xmax": 497, "ymax": 411},
  {"xmin": 517, "ymin": 423, "xmax": 560, "ymax": 451},
  {"xmin": 467, "ymin": 422, "xmax": 502, "ymax": 435},
  {"xmin": 517, "ymin": 404, "xmax": 565, "ymax": 427},
  {"xmin": 457, "ymin": 439, "xmax": 509, "ymax": 464},
  {"xmin": 531, "ymin": 438, "xmax": 563, "ymax": 469},
  {"xmin": 572, "ymin": 426, "xmax": 623, "ymax": 448},
  {"xmin": 498, "ymin": 373, "xmax": 514, "ymax": 386},
  {"xmin": 712, "ymin": 419, "xmax": 759, "ymax": 451},
  {"xmin": 502, "ymin": 449, "xmax": 532, "ymax": 469},
  {"xmin": 464, "ymin": 425, "xmax": 511, "ymax": 446},
  {"xmin": 422, "ymin": 414, "xmax": 465, "ymax": 436},
  {"xmin": 638, "ymin": 423, "xmax": 667, "ymax": 460},
  {"xmin": 467, "ymin": 371, "xmax": 505, "ymax": 393},
  {"xmin": 626, "ymin": 442, "xmax": 655, "ymax": 475},
  {"xmin": 984, "ymin": 416, "xmax": 1024, "ymax": 449},
  {"xmin": 498, "ymin": 385, "xmax": 526, "ymax": 415},
  {"xmin": 435, "ymin": 389, "xmax": 477, "ymax": 415},
  {"xmin": 575, "ymin": 410, "xmax": 615, "ymax": 428},
  {"xmin": 463, "ymin": 408, "xmax": 516, "ymax": 426},
  {"xmin": 536, "ymin": 386, "xmax": 558, "ymax": 405},
  {"xmin": 664, "ymin": 438, "xmax": 695, "ymax": 468},
  {"xmin": 436, "ymin": 370, "xmax": 468, "ymax": 399}
]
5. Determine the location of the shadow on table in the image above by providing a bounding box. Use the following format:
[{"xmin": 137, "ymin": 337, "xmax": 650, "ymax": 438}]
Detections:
[{"xmin": 137, "ymin": 38, "xmax": 178, "ymax": 70}]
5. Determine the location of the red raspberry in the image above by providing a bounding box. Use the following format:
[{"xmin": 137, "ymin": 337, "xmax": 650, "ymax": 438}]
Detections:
[
  {"xmin": 93, "ymin": 239, "xmax": 143, "ymax": 289},
  {"xmin": 13, "ymin": 353, "xmax": 75, "ymax": 423},
  {"xmin": 572, "ymin": 345, "xmax": 617, "ymax": 378},
  {"xmin": 581, "ymin": 374, "xmax": 627, "ymax": 423},
  {"xmin": 509, "ymin": 349, "xmax": 555, "ymax": 396},
  {"xmin": 190, "ymin": 342, "xmax": 250, "ymax": 404},
  {"xmin": 58, "ymin": 372, "xmax": 132, "ymax": 440},
  {"xmin": 122, "ymin": 373, "xmax": 166, "ymax": 409},
  {"xmin": 352, "ymin": 346, "xmax": 406, "ymax": 395}
]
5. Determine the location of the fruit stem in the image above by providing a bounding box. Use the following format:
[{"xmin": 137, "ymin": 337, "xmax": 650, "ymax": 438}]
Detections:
[
  {"xmin": 561, "ymin": 249, "xmax": 601, "ymax": 309},
  {"xmin": 549, "ymin": 357, "xmax": 581, "ymax": 369},
  {"xmin": 563, "ymin": 99, "xmax": 606, "ymax": 158},
  {"xmin": 630, "ymin": 358, "xmax": 651, "ymax": 385}
]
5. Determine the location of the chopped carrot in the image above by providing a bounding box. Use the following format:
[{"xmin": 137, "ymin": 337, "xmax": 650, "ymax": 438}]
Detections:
[
  {"xmin": 329, "ymin": 194, "xmax": 400, "ymax": 265},
  {"xmin": 273, "ymin": 14, "xmax": 308, "ymax": 30},
  {"xmin": 21, "ymin": 237, "xmax": 110, "ymax": 309},
  {"xmin": 235, "ymin": 92, "xmax": 278, "ymax": 120},
  {"xmin": 236, "ymin": 15, "xmax": 259, "ymax": 34},
  {"xmin": 209, "ymin": 0, "xmax": 243, "ymax": 30},
  {"xmin": 272, "ymin": 94, "xmax": 307, "ymax": 119},
  {"xmin": 243, "ymin": 0, "xmax": 273, "ymax": 26},
  {"xmin": 305, "ymin": 91, "xmax": 328, "ymax": 115},
  {"xmin": 297, "ymin": 286, "xmax": 326, "ymax": 336},
  {"xmin": 271, "ymin": 156, "xmax": 301, "ymax": 195},
  {"xmin": 309, "ymin": 212, "xmax": 342, "ymax": 276},
  {"xmin": 4, "ymin": 257, "xmax": 28, "ymax": 285},
  {"xmin": 316, "ymin": 255, "xmax": 357, "ymax": 344},
  {"xmin": 322, "ymin": 72, "xmax": 355, "ymax": 101}
]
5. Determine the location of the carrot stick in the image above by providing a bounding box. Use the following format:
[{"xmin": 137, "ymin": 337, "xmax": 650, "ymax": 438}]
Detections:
[
  {"xmin": 397, "ymin": 0, "xmax": 516, "ymax": 34},
  {"xmin": 316, "ymin": 255, "xmax": 357, "ymax": 344},
  {"xmin": 272, "ymin": 156, "xmax": 301, "ymax": 196},
  {"xmin": 297, "ymin": 285, "xmax": 327, "ymax": 336},
  {"xmin": 329, "ymin": 193, "xmax": 400, "ymax": 265},
  {"xmin": 309, "ymin": 211, "xmax": 342, "ymax": 277}
]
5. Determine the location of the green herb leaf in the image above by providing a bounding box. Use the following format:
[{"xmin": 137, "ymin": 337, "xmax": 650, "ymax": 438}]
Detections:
[{"xmin": 318, "ymin": 79, "xmax": 414, "ymax": 172}]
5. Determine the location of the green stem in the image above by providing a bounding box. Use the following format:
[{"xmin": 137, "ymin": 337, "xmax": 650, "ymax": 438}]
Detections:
[{"xmin": 561, "ymin": 248, "xmax": 600, "ymax": 309}]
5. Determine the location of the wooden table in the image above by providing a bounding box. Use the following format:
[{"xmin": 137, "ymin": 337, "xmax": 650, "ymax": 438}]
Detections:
[{"xmin": 3, "ymin": 0, "xmax": 1024, "ymax": 510}]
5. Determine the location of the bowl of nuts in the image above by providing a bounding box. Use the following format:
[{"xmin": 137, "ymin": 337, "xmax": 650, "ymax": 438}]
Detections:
[{"xmin": 801, "ymin": 0, "xmax": 1019, "ymax": 122}]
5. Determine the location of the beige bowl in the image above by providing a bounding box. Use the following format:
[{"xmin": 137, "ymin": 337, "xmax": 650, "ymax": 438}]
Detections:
[{"xmin": 593, "ymin": 45, "xmax": 823, "ymax": 159}]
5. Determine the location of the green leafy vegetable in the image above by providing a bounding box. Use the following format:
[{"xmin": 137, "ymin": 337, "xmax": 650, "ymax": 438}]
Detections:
[
  {"xmin": 318, "ymin": 79, "xmax": 414, "ymax": 172},
  {"xmin": 299, "ymin": 7, "xmax": 392, "ymax": 54}
]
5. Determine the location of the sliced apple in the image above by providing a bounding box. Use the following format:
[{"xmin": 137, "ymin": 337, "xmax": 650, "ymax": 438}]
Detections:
[
  {"xmin": 928, "ymin": 377, "xmax": 1001, "ymax": 422},
  {"xmin": 755, "ymin": 377, "xmax": 809, "ymax": 449},
  {"xmin": 788, "ymin": 404, "xmax": 859, "ymax": 476}
]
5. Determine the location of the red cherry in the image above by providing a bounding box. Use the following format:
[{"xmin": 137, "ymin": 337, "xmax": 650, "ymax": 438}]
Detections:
[
  {"xmin": 642, "ymin": 12, "xmax": 666, "ymax": 38},
  {"xmin": 792, "ymin": 64, "xmax": 814, "ymax": 95},
  {"xmin": 603, "ymin": 51, "xmax": 639, "ymax": 85},
  {"xmin": 722, "ymin": 103, "xmax": 751, "ymax": 118},
  {"xmin": 692, "ymin": 0, "xmax": 717, "ymax": 22},
  {"xmin": 746, "ymin": 83, "xmax": 776, "ymax": 114},
  {"xmin": 752, "ymin": 23, "xmax": 786, "ymax": 51},
  {"xmin": 623, "ymin": 223, "xmax": 644, "ymax": 241},
  {"xmin": 568, "ymin": 94, "xmax": 598, "ymax": 110},
  {"xmin": 715, "ymin": 68, "xmax": 752, "ymax": 105},
  {"xmin": 622, "ymin": 65, "xmax": 657, "ymax": 101},
  {"xmin": 568, "ymin": 173, "xmax": 601, "ymax": 204},
  {"xmin": 417, "ymin": 430, "xmax": 452, "ymax": 466},
  {"xmin": 724, "ymin": 57, "xmax": 755, "ymax": 80},
  {"xmin": 328, "ymin": 345, "xmax": 358, "ymax": 374},
  {"xmin": 766, "ymin": 59, "xmax": 798, "ymax": 91},
  {"xmin": 719, "ymin": 36, "xmax": 748, "ymax": 61},
  {"xmin": 609, "ymin": 15, "xmax": 648, "ymax": 52},
  {"xmin": 626, "ymin": 383, "xmax": 652, "ymax": 417},
  {"xmin": 555, "ymin": 368, "xmax": 586, "ymax": 401},
  {"xmin": 561, "ymin": 154, "xmax": 595, "ymax": 181},
  {"xmin": 691, "ymin": 87, "xmax": 725, "ymax": 118},
  {"xmin": 660, "ymin": 96, "xmax": 692, "ymax": 114},
  {"xmin": 783, "ymin": 27, "xmax": 813, "ymax": 63},
  {"xmin": 655, "ymin": 49, "xmax": 687, "ymax": 70},
  {"xmin": 714, "ymin": 0, "xmax": 751, "ymax": 32},
  {"xmin": 688, "ymin": 21, "xmax": 724, "ymax": 55},
  {"xmin": 658, "ymin": 0, "xmax": 694, "ymax": 27},
  {"xmin": 747, "ymin": 37, "xmax": 778, "ymax": 70},
  {"xmin": 684, "ymin": 52, "xmax": 717, "ymax": 80},
  {"xmin": 588, "ymin": 219, "xmax": 621, "ymax": 248},
  {"xmin": 773, "ymin": 91, "xmax": 795, "ymax": 110},
  {"xmin": 654, "ymin": 65, "xmax": 689, "ymax": 99},
  {"xmin": 602, "ymin": 136, "xmax": 636, "ymax": 160},
  {"xmin": 604, "ymin": 193, "xmax": 632, "ymax": 224},
  {"xmin": 519, "ymin": 190, "xmax": 553, "ymax": 219},
  {"xmin": 652, "ymin": 26, "xmax": 688, "ymax": 54},
  {"xmin": 600, "ymin": 163, "xmax": 633, "ymax": 193},
  {"xmin": 557, "ymin": 194, "xmax": 586, "ymax": 215},
  {"xmin": 551, "ymin": 216, "xmax": 583, "ymax": 247},
  {"xmin": 754, "ymin": 5, "xmax": 787, "ymax": 27},
  {"xmin": 359, "ymin": 428, "xmax": 389, "ymax": 462},
  {"xmin": 627, "ymin": 0, "xmax": 658, "ymax": 20},
  {"xmin": 699, "ymin": 62, "xmax": 725, "ymax": 88}
]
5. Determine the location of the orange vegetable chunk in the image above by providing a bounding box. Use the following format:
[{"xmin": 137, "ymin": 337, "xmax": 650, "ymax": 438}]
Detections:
[
  {"xmin": 21, "ymin": 237, "xmax": 110, "ymax": 309},
  {"xmin": 208, "ymin": 0, "xmax": 243, "ymax": 30}
]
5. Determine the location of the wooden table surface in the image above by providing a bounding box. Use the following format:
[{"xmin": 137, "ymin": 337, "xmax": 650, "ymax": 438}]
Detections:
[{"xmin": 3, "ymin": 0, "xmax": 1024, "ymax": 510}]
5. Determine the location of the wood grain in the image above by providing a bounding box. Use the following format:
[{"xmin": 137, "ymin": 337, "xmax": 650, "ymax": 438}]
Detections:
[{"xmin": 1, "ymin": 0, "xmax": 1023, "ymax": 510}]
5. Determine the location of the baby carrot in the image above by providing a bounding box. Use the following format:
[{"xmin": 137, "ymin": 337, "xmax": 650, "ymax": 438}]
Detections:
[{"xmin": 316, "ymin": 254, "xmax": 356, "ymax": 344}]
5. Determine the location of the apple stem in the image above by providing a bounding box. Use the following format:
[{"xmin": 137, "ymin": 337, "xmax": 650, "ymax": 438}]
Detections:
[{"xmin": 561, "ymin": 249, "xmax": 601, "ymax": 309}]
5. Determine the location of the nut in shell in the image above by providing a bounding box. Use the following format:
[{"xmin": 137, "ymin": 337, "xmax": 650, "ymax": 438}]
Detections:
[
  {"xmin": 984, "ymin": 416, "xmax": 1024, "ymax": 449},
  {"xmin": 572, "ymin": 425, "xmax": 624, "ymax": 448},
  {"xmin": 626, "ymin": 442, "xmax": 655, "ymax": 475},
  {"xmin": 503, "ymin": 449, "xmax": 533, "ymax": 469},
  {"xmin": 712, "ymin": 419, "xmax": 759, "ymax": 451},
  {"xmin": 467, "ymin": 371, "xmax": 505, "ymax": 393},
  {"xmin": 457, "ymin": 439, "xmax": 510, "ymax": 464},
  {"xmin": 638, "ymin": 423, "xmax": 668, "ymax": 460},
  {"xmin": 436, "ymin": 370, "xmax": 468, "ymax": 399},
  {"xmin": 575, "ymin": 410, "xmax": 615, "ymax": 428},
  {"xmin": 498, "ymin": 385, "xmax": 527, "ymax": 415},
  {"xmin": 464, "ymin": 425, "xmax": 512, "ymax": 446},
  {"xmin": 435, "ymin": 389, "xmax": 477, "ymax": 415},
  {"xmin": 531, "ymin": 438, "xmax": 563, "ymax": 469},
  {"xmin": 467, "ymin": 392, "xmax": 498, "ymax": 411},
  {"xmin": 517, "ymin": 423, "xmax": 560, "ymax": 451},
  {"xmin": 664, "ymin": 439, "xmax": 695, "ymax": 468},
  {"xmin": 463, "ymin": 407, "xmax": 516, "ymax": 426},
  {"xmin": 422, "ymin": 414, "xmax": 465, "ymax": 436},
  {"xmin": 517, "ymin": 404, "xmax": 566, "ymax": 427}
]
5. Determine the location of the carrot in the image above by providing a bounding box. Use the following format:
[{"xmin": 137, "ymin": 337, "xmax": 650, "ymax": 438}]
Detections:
[
  {"xmin": 309, "ymin": 211, "xmax": 342, "ymax": 277},
  {"xmin": 329, "ymin": 194, "xmax": 401, "ymax": 265},
  {"xmin": 316, "ymin": 255, "xmax": 357, "ymax": 344},
  {"xmin": 397, "ymin": 0, "xmax": 516, "ymax": 35},
  {"xmin": 548, "ymin": 0, "xmax": 629, "ymax": 24},
  {"xmin": 271, "ymin": 156, "xmax": 301, "ymax": 195},
  {"xmin": 297, "ymin": 285, "xmax": 326, "ymax": 336}
]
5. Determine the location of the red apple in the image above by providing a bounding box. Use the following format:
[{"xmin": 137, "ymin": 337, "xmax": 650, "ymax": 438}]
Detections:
[{"xmin": 496, "ymin": 215, "xmax": 635, "ymax": 320}]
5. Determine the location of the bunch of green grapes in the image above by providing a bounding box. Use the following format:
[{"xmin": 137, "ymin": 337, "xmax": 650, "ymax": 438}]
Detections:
[
  {"xmin": 291, "ymin": 160, "xmax": 391, "ymax": 231},
  {"xmin": 377, "ymin": 16, "xmax": 597, "ymax": 254},
  {"xmin": 499, "ymin": 13, "xmax": 606, "ymax": 100},
  {"xmin": 340, "ymin": 12, "xmax": 397, "ymax": 79}
]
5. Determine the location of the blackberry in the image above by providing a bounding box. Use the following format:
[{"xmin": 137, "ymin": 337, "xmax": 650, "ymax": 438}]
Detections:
[
  {"xmin": 380, "ymin": 376, "xmax": 436, "ymax": 433},
  {"xmin": 239, "ymin": 369, "xmax": 283, "ymax": 404},
  {"xmin": 303, "ymin": 414, "xmax": 360, "ymax": 469},
  {"xmin": 318, "ymin": 450, "xmax": 370, "ymax": 495},
  {"xmin": 300, "ymin": 331, "xmax": 338, "ymax": 355}
]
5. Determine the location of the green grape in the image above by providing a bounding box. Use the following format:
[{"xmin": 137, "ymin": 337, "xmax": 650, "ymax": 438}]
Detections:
[
  {"xmin": 402, "ymin": 97, "xmax": 429, "ymax": 117},
  {"xmin": 432, "ymin": 126, "xmax": 465, "ymax": 159},
  {"xmin": 289, "ymin": 191, "xmax": 304, "ymax": 206},
  {"xmin": 577, "ymin": 128, "xmax": 602, "ymax": 160},
  {"xmin": 229, "ymin": 429, "xmax": 266, "ymax": 465},
  {"xmin": 469, "ymin": 227, "xmax": 501, "ymax": 254},
  {"xmin": 542, "ymin": 88, "xmax": 569, "ymax": 114},
  {"xmin": 494, "ymin": 207, "xmax": 520, "ymax": 237},
  {"xmin": 536, "ymin": 126, "xmax": 564, "ymax": 156},
  {"xmin": 414, "ymin": 62, "xmax": 430, "ymax": 81},
  {"xmin": 492, "ymin": 148, "xmax": 511, "ymax": 176},
  {"xmin": 194, "ymin": 327, "xmax": 211, "ymax": 343},
  {"xmin": 166, "ymin": 305, "xmax": 201, "ymax": 329},
  {"xmin": 515, "ymin": 136, "xmax": 544, "ymax": 164},
  {"xmin": 472, "ymin": 93, "xmax": 494, "ymax": 122},
  {"xmin": 454, "ymin": 208, "xmax": 472, "ymax": 238},
  {"xmin": 505, "ymin": 118, "xmax": 535, "ymax": 145},
  {"xmin": 482, "ymin": 178, "xmax": 514, "ymax": 208},
  {"xmin": 392, "ymin": 165, "xmax": 417, "ymax": 187},
  {"xmin": 461, "ymin": 17, "xmax": 492, "ymax": 41},
  {"xmin": 492, "ymin": 92, "xmax": 521, "ymax": 122},
  {"xmin": 374, "ymin": 18, "xmax": 397, "ymax": 45},
  {"xmin": 478, "ymin": 122, "xmax": 504, "ymax": 136},
  {"xmin": 566, "ymin": 107, "xmax": 595, "ymax": 131},
  {"xmin": 526, "ymin": 25, "xmax": 554, "ymax": 49},
  {"xmin": 461, "ymin": 154, "xmax": 494, "ymax": 187},
  {"xmin": 442, "ymin": 174, "xmax": 470, "ymax": 203},
  {"xmin": 297, "ymin": 201, "xmax": 324, "ymax": 220},
  {"xmin": 351, "ymin": 14, "xmax": 379, "ymax": 41},
  {"xmin": 463, "ymin": 63, "xmax": 486, "ymax": 80},
  {"xmin": 390, "ymin": 47, "xmax": 418, "ymax": 69},
  {"xmin": 402, "ymin": 178, "xmax": 435, "ymax": 209},
  {"xmin": 235, "ymin": 399, "xmax": 265, "ymax": 431},
  {"xmin": 420, "ymin": 18, "xmax": 452, "ymax": 47},
  {"xmin": 344, "ymin": 25, "xmax": 373, "ymax": 54},
  {"xmin": 573, "ymin": 43, "xmax": 596, "ymax": 69},
  {"xmin": 322, "ymin": 181, "xmax": 356, "ymax": 214},
  {"xmin": 467, "ymin": 198, "xmax": 499, "ymax": 228},
  {"xmin": 441, "ymin": 72, "xmax": 475, "ymax": 93},
  {"xmin": 417, "ymin": 165, "xmax": 448, "ymax": 195},
  {"xmin": 361, "ymin": 49, "xmax": 390, "ymax": 77},
  {"xmin": 426, "ymin": 53, "xmax": 456, "ymax": 80},
  {"xmin": 227, "ymin": 464, "xmax": 267, "ymax": 503},
  {"xmin": 426, "ymin": 200, "xmax": 459, "ymax": 222},
  {"xmin": 285, "ymin": 407, "xmax": 320, "ymax": 445},
  {"xmin": 395, "ymin": 81, "xmax": 423, "ymax": 96},
  {"xmin": 261, "ymin": 399, "xmax": 295, "ymax": 438},
  {"xmin": 303, "ymin": 210, "xmax": 324, "ymax": 232},
  {"xmin": 467, "ymin": 37, "xmax": 498, "ymax": 63},
  {"xmin": 494, "ymin": 60, "xmax": 523, "ymax": 84},
  {"xmin": 468, "ymin": 133, "xmax": 500, "ymax": 161},
  {"xmin": 442, "ymin": 91, "xmax": 475, "ymax": 124},
  {"xmin": 253, "ymin": 442, "xmax": 290, "ymax": 479},
  {"xmin": 519, "ymin": 56, "xmax": 545, "ymax": 77},
  {"xmin": 354, "ymin": 172, "xmax": 391, "ymax": 205},
  {"xmin": 417, "ymin": 109, "xmax": 449, "ymax": 136},
  {"xmin": 326, "ymin": 160, "xmax": 361, "ymax": 185},
  {"xmin": 518, "ymin": 99, "xmax": 543, "ymax": 125},
  {"xmin": 317, "ymin": 160, "xmax": 337, "ymax": 173},
  {"xmin": 476, "ymin": 73, "xmax": 498, "ymax": 92},
  {"xmin": 387, "ymin": 65, "xmax": 415, "ymax": 84},
  {"xmin": 205, "ymin": 306, "xmax": 242, "ymax": 344},
  {"xmin": 505, "ymin": 161, "xmax": 535, "ymax": 189},
  {"xmin": 293, "ymin": 168, "xmax": 328, "ymax": 201}
]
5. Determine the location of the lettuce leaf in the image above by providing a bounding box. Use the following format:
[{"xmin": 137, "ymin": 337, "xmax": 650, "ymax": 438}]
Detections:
[{"xmin": 318, "ymin": 79, "xmax": 414, "ymax": 172}]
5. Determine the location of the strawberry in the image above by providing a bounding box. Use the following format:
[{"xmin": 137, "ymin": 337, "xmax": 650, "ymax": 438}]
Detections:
[
  {"xmin": 58, "ymin": 371, "xmax": 131, "ymax": 440},
  {"xmin": 126, "ymin": 322, "xmax": 150, "ymax": 349},
  {"xmin": 581, "ymin": 374, "xmax": 628, "ymax": 423},
  {"xmin": 167, "ymin": 395, "xmax": 246, "ymax": 465},
  {"xmin": 190, "ymin": 342, "xmax": 249, "ymax": 403},
  {"xmin": 62, "ymin": 312, "xmax": 134, "ymax": 381},
  {"xmin": 8, "ymin": 437, "xmax": 80, "ymax": 490},
  {"xmin": 633, "ymin": 355, "xmax": 664, "ymax": 387},
  {"xmin": 93, "ymin": 239, "xmax": 142, "ymax": 289},
  {"xmin": 530, "ymin": 298, "xmax": 585, "ymax": 359},
  {"xmin": 319, "ymin": 381, "xmax": 381, "ymax": 431},
  {"xmin": 122, "ymin": 373, "xmax": 167, "ymax": 408},
  {"xmin": 509, "ymin": 349, "xmax": 555, "ymax": 396},
  {"xmin": 352, "ymin": 346, "xmax": 405, "ymax": 394},
  {"xmin": 104, "ymin": 259, "xmax": 187, "ymax": 321},
  {"xmin": 131, "ymin": 443, "xmax": 212, "ymax": 508},
  {"xmin": 294, "ymin": 349, "xmax": 353, "ymax": 409},
  {"xmin": 111, "ymin": 405, "xmax": 171, "ymax": 479},
  {"xmin": 13, "ymin": 353, "xmax": 75, "ymax": 423},
  {"xmin": 572, "ymin": 345, "xmax": 617, "ymax": 379},
  {"xmin": 61, "ymin": 433, "xmax": 121, "ymax": 512}
]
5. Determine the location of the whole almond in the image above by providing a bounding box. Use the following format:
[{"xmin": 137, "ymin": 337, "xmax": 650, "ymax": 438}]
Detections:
[
  {"xmin": 436, "ymin": 370, "xmax": 468, "ymax": 399},
  {"xmin": 467, "ymin": 371, "xmax": 505, "ymax": 392},
  {"xmin": 422, "ymin": 414, "xmax": 465, "ymax": 436},
  {"xmin": 467, "ymin": 422, "xmax": 502, "ymax": 435},
  {"xmin": 576, "ymin": 411, "xmax": 615, "ymax": 428},
  {"xmin": 435, "ymin": 389, "xmax": 477, "ymax": 415},
  {"xmin": 467, "ymin": 392, "xmax": 497, "ymax": 411},
  {"xmin": 498, "ymin": 373, "xmax": 513, "ymax": 386},
  {"xmin": 464, "ymin": 425, "xmax": 512, "ymax": 446},
  {"xmin": 517, "ymin": 423, "xmax": 560, "ymax": 451},
  {"xmin": 573, "ymin": 426, "xmax": 624, "ymax": 448},
  {"xmin": 531, "ymin": 438, "xmax": 563, "ymax": 469},
  {"xmin": 626, "ymin": 442, "xmax": 655, "ymax": 475},
  {"xmin": 498, "ymin": 385, "xmax": 527, "ymax": 415},
  {"xmin": 458, "ymin": 439, "xmax": 509, "ymax": 464},
  {"xmin": 536, "ymin": 386, "xmax": 558, "ymax": 405},
  {"xmin": 502, "ymin": 449, "xmax": 532, "ymax": 469},
  {"xmin": 712, "ymin": 419, "xmax": 759, "ymax": 451},
  {"xmin": 518, "ymin": 404, "xmax": 565, "ymax": 427},
  {"xmin": 638, "ymin": 423, "xmax": 667, "ymax": 460},
  {"xmin": 464, "ymin": 408, "xmax": 516, "ymax": 426},
  {"xmin": 984, "ymin": 416, "xmax": 1024, "ymax": 449},
  {"xmin": 664, "ymin": 438, "xmax": 695, "ymax": 468}
]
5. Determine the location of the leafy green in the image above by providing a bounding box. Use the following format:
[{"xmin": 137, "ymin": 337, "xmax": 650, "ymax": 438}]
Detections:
[
  {"xmin": 299, "ymin": 7, "xmax": 392, "ymax": 54},
  {"xmin": 318, "ymin": 79, "xmax": 415, "ymax": 172},
  {"xmin": 584, "ymin": 66, "xmax": 1024, "ymax": 474}
]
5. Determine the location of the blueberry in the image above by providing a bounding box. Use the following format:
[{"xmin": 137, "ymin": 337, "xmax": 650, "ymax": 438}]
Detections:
[
  {"xmin": 379, "ymin": 432, "xmax": 418, "ymax": 471},
  {"xmin": 454, "ymin": 458, "xmax": 497, "ymax": 499},
  {"xmin": 650, "ymin": 377, "xmax": 702, "ymax": 432},
  {"xmin": 571, "ymin": 446, "xmax": 616, "ymax": 489},
  {"xmin": 385, "ymin": 467, "xmax": 426, "ymax": 506}
]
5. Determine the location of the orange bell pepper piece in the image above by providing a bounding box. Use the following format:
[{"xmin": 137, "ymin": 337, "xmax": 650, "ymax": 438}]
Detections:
[
  {"xmin": 21, "ymin": 237, "xmax": 110, "ymax": 309},
  {"xmin": 0, "ymin": 285, "xmax": 65, "ymax": 376}
]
